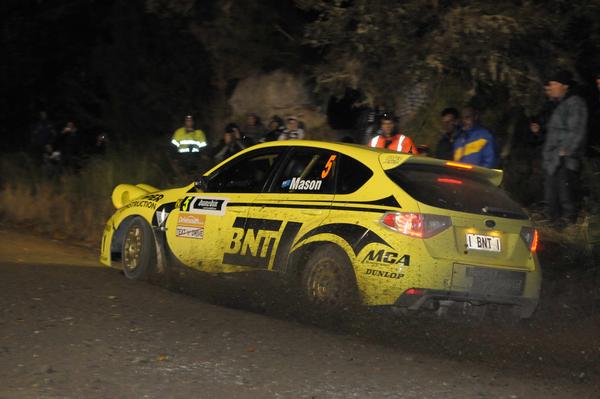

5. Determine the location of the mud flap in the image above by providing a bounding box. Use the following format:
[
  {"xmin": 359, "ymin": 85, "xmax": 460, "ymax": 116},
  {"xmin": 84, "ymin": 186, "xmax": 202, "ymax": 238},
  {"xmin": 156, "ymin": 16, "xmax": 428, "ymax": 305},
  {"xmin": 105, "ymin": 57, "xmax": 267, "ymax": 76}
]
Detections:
[{"xmin": 451, "ymin": 263, "xmax": 525, "ymax": 299}]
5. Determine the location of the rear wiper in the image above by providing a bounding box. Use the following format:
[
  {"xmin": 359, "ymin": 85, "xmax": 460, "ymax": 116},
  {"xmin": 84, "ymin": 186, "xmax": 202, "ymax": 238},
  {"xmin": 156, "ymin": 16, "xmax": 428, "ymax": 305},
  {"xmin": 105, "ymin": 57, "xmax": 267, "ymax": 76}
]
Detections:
[{"xmin": 481, "ymin": 206, "xmax": 526, "ymax": 219}]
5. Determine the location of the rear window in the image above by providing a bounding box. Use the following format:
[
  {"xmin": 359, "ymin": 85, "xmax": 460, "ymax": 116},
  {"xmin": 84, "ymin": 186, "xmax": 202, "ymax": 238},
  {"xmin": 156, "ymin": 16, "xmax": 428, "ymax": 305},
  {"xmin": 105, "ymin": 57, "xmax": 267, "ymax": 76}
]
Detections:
[{"xmin": 386, "ymin": 164, "xmax": 528, "ymax": 219}]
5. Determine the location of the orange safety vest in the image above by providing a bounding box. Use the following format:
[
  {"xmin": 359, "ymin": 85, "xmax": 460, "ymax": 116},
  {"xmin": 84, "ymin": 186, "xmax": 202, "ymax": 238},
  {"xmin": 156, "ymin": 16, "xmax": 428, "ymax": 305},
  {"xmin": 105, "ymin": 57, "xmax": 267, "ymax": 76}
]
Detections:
[{"xmin": 369, "ymin": 133, "xmax": 417, "ymax": 154}]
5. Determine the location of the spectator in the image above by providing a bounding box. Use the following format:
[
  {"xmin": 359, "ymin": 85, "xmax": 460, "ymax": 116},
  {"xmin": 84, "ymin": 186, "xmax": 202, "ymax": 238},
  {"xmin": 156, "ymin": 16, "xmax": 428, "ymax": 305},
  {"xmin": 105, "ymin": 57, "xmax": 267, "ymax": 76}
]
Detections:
[
  {"xmin": 212, "ymin": 123, "xmax": 251, "ymax": 163},
  {"xmin": 435, "ymin": 107, "xmax": 460, "ymax": 160},
  {"xmin": 30, "ymin": 111, "xmax": 56, "ymax": 161},
  {"xmin": 453, "ymin": 107, "xmax": 499, "ymax": 168},
  {"xmin": 542, "ymin": 70, "xmax": 588, "ymax": 226},
  {"xmin": 261, "ymin": 115, "xmax": 285, "ymax": 142},
  {"xmin": 361, "ymin": 105, "xmax": 382, "ymax": 145},
  {"xmin": 278, "ymin": 116, "xmax": 305, "ymax": 140},
  {"xmin": 90, "ymin": 132, "xmax": 109, "ymax": 157},
  {"xmin": 53, "ymin": 121, "xmax": 82, "ymax": 169},
  {"xmin": 241, "ymin": 113, "xmax": 266, "ymax": 141},
  {"xmin": 368, "ymin": 113, "xmax": 417, "ymax": 154},
  {"xmin": 41, "ymin": 143, "xmax": 62, "ymax": 178},
  {"xmin": 171, "ymin": 115, "xmax": 207, "ymax": 154}
]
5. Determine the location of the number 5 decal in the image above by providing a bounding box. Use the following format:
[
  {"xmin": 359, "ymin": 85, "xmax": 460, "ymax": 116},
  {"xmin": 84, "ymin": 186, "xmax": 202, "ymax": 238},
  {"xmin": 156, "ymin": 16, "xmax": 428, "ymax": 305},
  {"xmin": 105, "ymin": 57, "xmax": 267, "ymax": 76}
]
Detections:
[{"xmin": 321, "ymin": 155, "xmax": 337, "ymax": 179}]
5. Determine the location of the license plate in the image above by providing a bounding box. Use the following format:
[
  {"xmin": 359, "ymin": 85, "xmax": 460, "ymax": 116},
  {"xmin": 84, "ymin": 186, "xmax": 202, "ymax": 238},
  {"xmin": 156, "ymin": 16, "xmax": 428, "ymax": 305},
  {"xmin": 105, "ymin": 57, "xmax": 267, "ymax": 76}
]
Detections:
[{"xmin": 466, "ymin": 234, "xmax": 501, "ymax": 252}]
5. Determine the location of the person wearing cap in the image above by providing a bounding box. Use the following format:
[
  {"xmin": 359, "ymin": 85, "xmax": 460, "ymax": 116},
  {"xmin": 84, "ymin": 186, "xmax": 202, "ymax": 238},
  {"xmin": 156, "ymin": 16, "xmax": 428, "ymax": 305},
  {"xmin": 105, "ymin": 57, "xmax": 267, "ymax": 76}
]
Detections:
[
  {"xmin": 368, "ymin": 113, "xmax": 417, "ymax": 154},
  {"xmin": 212, "ymin": 123, "xmax": 251, "ymax": 163},
  {"xmin": 278, "ymin": 116, "xmax": 305, "ymax": 140},
  {"xmin": 452, "ymin": 106, "xmax": 499, "ymax": 168},
  {"xmin": 542, "ymin": 70, "xmax": 588, "ymax": 226},
  {"xmin": 170, "ymin": 115, "xmax": 207, "ymax": 154}
]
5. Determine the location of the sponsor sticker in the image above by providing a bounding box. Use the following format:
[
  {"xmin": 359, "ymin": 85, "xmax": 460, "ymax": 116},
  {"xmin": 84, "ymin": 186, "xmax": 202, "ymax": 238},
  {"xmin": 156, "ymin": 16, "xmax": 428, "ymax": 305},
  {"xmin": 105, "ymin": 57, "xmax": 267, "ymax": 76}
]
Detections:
[
  {"xmin": 362, "ymin": 249, "xmax": 410, "ymax": 266},
  {"xmin": 142, "ymin": 194, "xmax": 164, "ymax": 202},
  {"xmin": 179, "ymin": 196, "xmax": 228, "ymax": 216},
  {"xmin": 365, "ymin": 268, "xmax": 404, "ymax": 279},
  {"xmin": 177, "ymin": 213, "xmax": 206, "ymax": 227},
  {"xmin": 282, "ymin": 177, "xmax": 323, "ymax": 191},
  {"xmin": 321, "ymin": 154, "xmax": 337, "ymax": 178},
  {"xmin": 119, "ymin": 200, "xmax": 157, "ymax": 211},
  {"xmin": 381, "ymin": 155, "xmax": 403, "ymax": 165},
  {"xmin": 176, "ymin": 226, "xmax": 204, "ymax": 239},
  {"xmin": 222, "ymin": 217, "xmax": 303, "ymax": 269}
]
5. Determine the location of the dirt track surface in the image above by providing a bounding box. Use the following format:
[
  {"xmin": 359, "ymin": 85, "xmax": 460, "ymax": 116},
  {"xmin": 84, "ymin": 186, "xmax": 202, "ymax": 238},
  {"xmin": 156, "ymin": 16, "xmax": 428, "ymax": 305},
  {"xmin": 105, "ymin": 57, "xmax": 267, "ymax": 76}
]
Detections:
[{"xmin": 1, "ymin": 230, "xmax": 599, "ymax": 398}]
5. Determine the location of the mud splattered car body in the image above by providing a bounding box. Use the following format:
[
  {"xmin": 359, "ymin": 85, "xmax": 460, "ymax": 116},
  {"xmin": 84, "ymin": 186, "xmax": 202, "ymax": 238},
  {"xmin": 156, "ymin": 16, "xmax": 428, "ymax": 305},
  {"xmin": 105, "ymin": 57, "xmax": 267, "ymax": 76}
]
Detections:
[{"xmin": 100, "ymin": 140, "xmax": 541, "ymax": 318}]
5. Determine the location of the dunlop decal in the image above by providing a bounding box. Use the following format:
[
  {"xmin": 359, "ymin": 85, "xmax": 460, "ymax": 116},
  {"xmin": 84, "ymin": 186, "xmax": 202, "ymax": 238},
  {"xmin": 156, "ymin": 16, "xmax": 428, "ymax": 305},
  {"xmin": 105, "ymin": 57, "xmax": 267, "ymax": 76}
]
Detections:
[
  {"xmin": 179, "ymin": 196, "xmax": 228, "ymax": 216},
  {"xmin": 365, "ymin": 269, "xmax": 404, "ymax": 279}
]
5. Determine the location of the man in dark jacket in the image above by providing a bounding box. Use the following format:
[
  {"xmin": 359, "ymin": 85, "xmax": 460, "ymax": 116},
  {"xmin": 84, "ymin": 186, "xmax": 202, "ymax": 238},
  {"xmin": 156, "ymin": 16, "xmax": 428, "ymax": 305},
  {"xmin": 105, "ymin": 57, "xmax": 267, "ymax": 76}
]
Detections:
[
  {"xmin": 435, "ymin": 107, "xmax": 460, "ymax": 160},
  {"xmin": 542, "ymin": 70, "xmax": 588, "ymax": 225}
]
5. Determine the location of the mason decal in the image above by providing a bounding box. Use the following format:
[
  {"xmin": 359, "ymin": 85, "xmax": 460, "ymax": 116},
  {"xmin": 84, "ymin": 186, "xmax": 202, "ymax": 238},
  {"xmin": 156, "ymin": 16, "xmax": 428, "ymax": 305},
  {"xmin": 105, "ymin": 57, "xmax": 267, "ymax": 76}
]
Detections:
[
  {"xmin": 362, "ymin": 249, "xmax": 410, "ymax": 266},
  {"xmin": 179, "ymin": 196, "xmax": 228, "ymax": 216},
  {"xmin": 281, "ymin": 177, "xmax": 322, "ymax": 191}
]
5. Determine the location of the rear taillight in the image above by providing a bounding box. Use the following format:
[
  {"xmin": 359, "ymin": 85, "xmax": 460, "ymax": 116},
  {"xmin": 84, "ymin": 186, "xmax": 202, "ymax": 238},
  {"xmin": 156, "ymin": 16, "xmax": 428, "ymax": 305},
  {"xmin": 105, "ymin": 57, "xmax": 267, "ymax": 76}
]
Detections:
[
  {"xmin": 520, "ymin": 227, "xmax": 539, "ymax": 252},
  {"xmin": 381, "ymin": 212, "xmax": 451, "ymax": 238}
]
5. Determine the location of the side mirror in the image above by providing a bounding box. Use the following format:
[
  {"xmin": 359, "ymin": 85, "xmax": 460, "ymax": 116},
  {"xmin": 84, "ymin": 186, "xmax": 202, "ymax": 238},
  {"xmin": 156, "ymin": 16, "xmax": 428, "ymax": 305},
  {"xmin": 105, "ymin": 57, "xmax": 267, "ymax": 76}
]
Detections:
[{"xmin": 194, "ymin": 176, "xmax": 209, "ymax": 192}]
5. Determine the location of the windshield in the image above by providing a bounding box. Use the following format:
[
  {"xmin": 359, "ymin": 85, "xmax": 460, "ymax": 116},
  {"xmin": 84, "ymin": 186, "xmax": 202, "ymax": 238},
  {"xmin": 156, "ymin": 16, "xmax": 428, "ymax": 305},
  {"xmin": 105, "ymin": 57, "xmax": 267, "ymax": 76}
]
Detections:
[{"xmin": 386, "ymin": 163, "xmax": 528, "ymax": 219}]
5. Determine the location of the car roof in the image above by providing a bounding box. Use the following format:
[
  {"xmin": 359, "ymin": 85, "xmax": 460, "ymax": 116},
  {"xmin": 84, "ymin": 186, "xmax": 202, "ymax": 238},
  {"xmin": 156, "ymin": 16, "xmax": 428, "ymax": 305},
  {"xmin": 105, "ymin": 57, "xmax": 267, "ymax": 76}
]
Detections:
[{"xmin": 206, "ymin": 139, "xmax": 503, "ymax": 186}]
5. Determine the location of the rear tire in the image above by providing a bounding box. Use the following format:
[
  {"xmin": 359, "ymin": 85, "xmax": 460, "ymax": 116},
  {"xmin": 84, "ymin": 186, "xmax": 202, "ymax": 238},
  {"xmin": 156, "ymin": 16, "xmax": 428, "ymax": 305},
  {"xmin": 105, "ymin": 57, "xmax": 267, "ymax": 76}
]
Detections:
[
  {"xmin": 121, "ymin": 217, "xmax": 156, "ymax": 280},
  {"xmin": 300, "ymin": 245, "xmax": 359, "ymax": 312}
]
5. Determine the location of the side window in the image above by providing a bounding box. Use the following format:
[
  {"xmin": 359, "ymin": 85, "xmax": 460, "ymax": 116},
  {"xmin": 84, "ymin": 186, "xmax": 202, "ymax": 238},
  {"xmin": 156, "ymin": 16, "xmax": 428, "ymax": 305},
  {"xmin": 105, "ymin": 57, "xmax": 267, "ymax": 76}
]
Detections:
[
  {"xmin": 208, "ymin": 149, "xmax": 282, "ymax": 193},
  {"xmin": 273, "ymin": 148, "xmax": 337, "ymax": 194},
  {"xmin": 337, "ymin": 154, "xmax": 373, "ymax": 194}
]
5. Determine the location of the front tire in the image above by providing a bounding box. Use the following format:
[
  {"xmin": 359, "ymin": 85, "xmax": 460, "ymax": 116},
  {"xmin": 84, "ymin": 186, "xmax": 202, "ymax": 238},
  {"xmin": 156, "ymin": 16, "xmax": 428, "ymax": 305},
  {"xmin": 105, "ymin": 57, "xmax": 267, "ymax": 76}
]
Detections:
[
  {"xmin": 300, "ymin": 245, "xmax": 359, "ymax": 312},
  {"xmin": 122, "ymin": 217, "xmax": 156, "ymax": 280}
]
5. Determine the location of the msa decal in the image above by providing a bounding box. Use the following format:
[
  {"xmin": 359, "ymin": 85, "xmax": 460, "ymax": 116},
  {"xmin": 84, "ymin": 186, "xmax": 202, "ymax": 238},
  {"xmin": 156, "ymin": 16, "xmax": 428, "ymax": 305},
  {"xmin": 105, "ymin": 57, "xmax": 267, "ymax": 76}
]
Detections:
[
  {"xmin": 223, "ymin": 217, "xmax": 302, "ymax": 269},
  {"xmin": 366, "ymin": 269, "xmax": 404, "ymax": 279},
  {"xmin": 179, "ymin": 196, "xmax": 228, "ymax": 216},
  {"xmin": 176, "ymin": 226, "xmax": 204, "ymax": 239},
  {"xmin": 321, "ymin": 154, "xmax": 337, "ymax": 178},
  {"xmin": 362, "ymin": 250, "xmax": 410, "ymax": 266},
  {"xmin": 282, "ymin": 177, "xmax": 323, "ymax": 191},
  {"xmin": 142, "ymin": 193, "xmax": 164, "ymax": 202},
  {"xmin": 176, "ymin": 213, "xmax": 206, "ymax": 239}
]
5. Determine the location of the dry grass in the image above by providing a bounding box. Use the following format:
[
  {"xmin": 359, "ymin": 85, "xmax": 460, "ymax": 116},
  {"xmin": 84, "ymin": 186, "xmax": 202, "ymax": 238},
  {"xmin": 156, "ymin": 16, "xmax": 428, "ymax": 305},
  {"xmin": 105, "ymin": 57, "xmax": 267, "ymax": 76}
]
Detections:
[{"xmin": 0, "ymin": 144, "xmax": 178, "ymax": 246}]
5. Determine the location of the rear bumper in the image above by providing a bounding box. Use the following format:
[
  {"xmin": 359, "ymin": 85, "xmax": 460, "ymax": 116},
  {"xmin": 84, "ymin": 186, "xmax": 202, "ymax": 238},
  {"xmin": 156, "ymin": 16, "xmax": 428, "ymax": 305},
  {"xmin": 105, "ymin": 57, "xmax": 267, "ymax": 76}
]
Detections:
[{"xmin": 394, "ymin": 288, "xmax": 539, "ymax": 318}]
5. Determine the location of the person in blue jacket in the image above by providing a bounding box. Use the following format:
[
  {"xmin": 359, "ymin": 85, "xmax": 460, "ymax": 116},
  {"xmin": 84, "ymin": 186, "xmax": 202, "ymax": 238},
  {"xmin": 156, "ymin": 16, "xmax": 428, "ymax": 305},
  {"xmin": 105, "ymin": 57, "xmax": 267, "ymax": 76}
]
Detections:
[{"xmin": 453, "ymin": 106, "xmax": 499, "ymax": 168}]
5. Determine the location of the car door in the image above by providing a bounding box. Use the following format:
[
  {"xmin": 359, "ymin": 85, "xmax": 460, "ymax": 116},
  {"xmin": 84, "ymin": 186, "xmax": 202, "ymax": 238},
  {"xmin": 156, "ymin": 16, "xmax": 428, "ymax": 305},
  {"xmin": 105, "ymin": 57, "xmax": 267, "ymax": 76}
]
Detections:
[
  {"xmin": 165, "ymin": 147, "xmax": 285, "ymax": 273},
  {"xmin": 224, "ymin": 146, "xmax": 337, "ymax": 272}
]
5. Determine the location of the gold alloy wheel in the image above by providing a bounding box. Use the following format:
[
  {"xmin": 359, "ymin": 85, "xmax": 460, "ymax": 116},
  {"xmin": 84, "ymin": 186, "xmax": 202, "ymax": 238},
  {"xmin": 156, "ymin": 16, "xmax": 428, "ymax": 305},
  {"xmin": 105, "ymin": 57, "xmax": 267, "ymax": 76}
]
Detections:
[
  {"xmin": 123, "ymin": 224, "xmax": 144, "ymax": 272},
  {"xmin": 306, "ymin": 257, "xmax": 346, "ymax": 307}
]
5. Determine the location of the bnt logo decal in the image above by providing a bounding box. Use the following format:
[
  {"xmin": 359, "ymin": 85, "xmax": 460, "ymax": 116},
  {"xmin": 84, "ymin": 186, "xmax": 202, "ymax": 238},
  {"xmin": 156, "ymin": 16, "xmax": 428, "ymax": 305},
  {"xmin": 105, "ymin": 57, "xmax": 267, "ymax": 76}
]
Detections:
[{"xmin": 223, "ymin": 217, "xmax": 302, "ymax": 269}]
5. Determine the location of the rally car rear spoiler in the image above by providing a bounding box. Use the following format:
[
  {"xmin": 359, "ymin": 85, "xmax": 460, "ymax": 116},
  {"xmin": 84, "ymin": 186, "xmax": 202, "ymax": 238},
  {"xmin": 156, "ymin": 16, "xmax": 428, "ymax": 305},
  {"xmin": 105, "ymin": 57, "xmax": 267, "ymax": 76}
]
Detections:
[
  {"xmin": 111, "ymin": 183, "xmax": 160, "ymax": 209},
  {"xmin": 378, "ymin": 153, "xmax": 503, "ymax": 187}
]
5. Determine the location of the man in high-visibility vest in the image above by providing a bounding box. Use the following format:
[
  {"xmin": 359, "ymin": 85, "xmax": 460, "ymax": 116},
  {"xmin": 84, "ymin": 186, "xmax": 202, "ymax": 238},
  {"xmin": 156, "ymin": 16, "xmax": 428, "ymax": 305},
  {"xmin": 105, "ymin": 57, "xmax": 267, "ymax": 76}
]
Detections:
[
  {"xmin": 369, "ymin": 113, "xmax": 417, "ymax": 154},
  {"xmin": 171, "ymin": 115, "xmax": 207, "ymax": 154}
]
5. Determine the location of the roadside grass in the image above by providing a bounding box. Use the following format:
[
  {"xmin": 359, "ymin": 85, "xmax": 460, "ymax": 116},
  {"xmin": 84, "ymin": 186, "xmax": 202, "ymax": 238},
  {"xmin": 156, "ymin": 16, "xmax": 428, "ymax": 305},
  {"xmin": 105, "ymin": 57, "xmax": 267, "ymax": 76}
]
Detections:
[{"xmin": 0, "ymin": 143, "xmax": 184, "ymax": 245}]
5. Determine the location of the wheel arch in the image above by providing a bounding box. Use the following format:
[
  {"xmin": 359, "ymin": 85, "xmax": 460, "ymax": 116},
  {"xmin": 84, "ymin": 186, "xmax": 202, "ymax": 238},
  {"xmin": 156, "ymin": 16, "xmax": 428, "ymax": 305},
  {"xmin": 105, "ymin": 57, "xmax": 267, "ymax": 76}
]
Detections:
[{"xmin": 286, "ymin": 241, "xmax": 356, "ymax": 284}]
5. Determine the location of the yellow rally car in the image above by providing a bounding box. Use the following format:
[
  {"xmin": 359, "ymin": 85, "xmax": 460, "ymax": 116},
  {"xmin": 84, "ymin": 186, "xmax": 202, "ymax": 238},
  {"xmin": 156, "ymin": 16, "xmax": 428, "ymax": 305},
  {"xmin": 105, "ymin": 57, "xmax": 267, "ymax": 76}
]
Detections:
[{"xmin": 100, "ymin": 140, "xmax": 541, "ymax": 318}]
